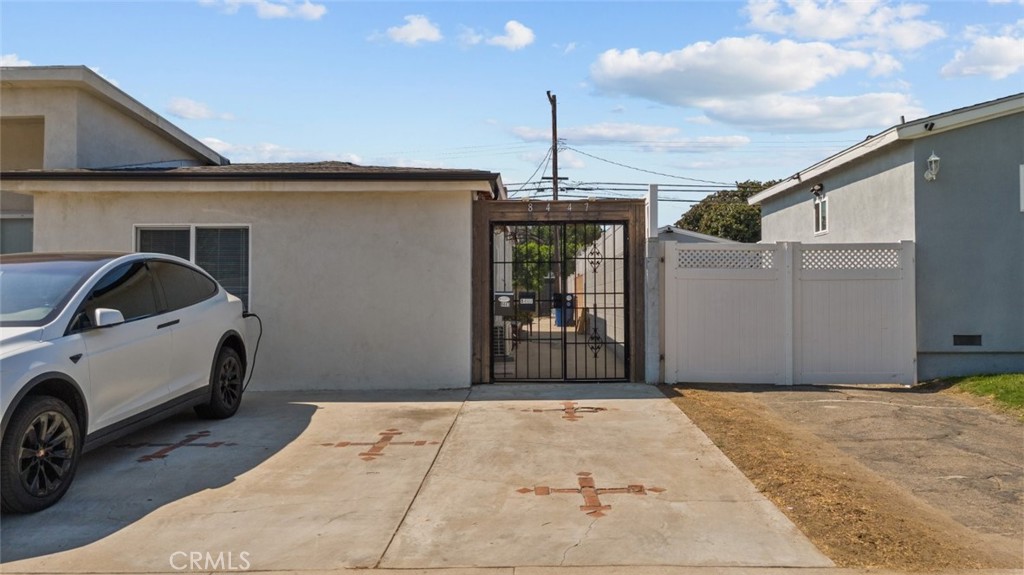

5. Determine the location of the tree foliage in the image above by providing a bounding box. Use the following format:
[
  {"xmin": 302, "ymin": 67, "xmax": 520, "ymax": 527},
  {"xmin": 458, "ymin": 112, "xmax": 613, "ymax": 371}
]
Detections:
[
  {"xmin": 674, "ymin": 180, "xmax": 779, "ymax": 243},
  {"xmin": 510, "ymin": 224, "xmax": 603, "ymax": 292}
]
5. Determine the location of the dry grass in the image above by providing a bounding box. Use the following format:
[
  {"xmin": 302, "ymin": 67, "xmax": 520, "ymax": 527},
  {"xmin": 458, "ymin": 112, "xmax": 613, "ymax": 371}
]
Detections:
[{"xmin": 661, "ymin": 385, "xmax": 1016, "ymax": 571}]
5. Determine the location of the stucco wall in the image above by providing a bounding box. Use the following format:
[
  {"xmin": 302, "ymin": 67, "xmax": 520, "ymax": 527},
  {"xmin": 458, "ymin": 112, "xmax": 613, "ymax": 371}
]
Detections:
[
  {"xmin": 913, "ymin": 114, "xmax": 1024, "ymax": 378},
  {"xmin": 0, "ymin": 87, "xmax": 78, "ymax": 168},
  {"xmin": 0, "ymin": 86, "xmax": 204, "ymax": 169},
  {"xmin": 75, "ymin": 91, "xmax": 199, "ymax": 169},
  {"xmin": 33, "ymin": 190, "xmax": 475, "ymax": 390},
  {"xmin": 760, "ymin": 143, "xmax": 916, "ymax": 244}
]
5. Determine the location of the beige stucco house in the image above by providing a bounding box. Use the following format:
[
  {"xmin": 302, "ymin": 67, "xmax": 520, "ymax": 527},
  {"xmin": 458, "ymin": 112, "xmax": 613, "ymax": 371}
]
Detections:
[
  {"xmin": 0, "ymin": 65, "xmax": 228, "ymax": 253},
  {"xmin": 1, "ymin": 66, "xmax": 505, "ymax": 391}
]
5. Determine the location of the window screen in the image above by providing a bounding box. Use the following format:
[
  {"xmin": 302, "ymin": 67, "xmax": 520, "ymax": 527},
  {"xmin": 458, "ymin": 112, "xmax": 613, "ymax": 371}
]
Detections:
[
  {"xmin": 196, "ymin": 228, "xmax": 249, "ymax": 310},
  {"xmin": 138, "ymin": 228, "xmax": 190, "ymax": 259},
  {"xmin": 137, "ymin": 226, "xmax": 250, "ymax": 310}
]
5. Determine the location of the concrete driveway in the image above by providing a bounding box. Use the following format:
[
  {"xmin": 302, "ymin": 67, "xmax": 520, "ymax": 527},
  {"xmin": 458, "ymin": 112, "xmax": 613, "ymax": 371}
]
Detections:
[{"xmin": 1, "ymin": 384, "xmax": 830, "ymax": 572}]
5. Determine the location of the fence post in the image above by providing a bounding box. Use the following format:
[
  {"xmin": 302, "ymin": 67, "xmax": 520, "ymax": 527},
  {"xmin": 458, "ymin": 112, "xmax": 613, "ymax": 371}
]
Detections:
[
  {"xmin": 901, "ymin": 240, "xmax": 918, "ymax": 385},
  {"xmin": 645, "ymin": 184, "xmax": 662, "ymax": 384},
  {"xmin": 782, "ymin": 242, "xmax": 796, "ymax": 385}
]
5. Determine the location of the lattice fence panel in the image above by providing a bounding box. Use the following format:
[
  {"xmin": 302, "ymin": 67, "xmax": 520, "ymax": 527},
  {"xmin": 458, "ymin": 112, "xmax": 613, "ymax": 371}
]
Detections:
[
  {"xmin": 677, "ymin": 249, "xmax": 775, "ymax": 270},
  {"xmin": 801, "ymin": 248, "xmax": 900, "ymax": 270}
]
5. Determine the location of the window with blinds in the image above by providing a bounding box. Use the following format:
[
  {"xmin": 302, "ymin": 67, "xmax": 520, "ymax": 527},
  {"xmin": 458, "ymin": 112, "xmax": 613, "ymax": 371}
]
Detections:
[{"xmin": 136, "ymin": 226, "xmax": 250, "ymax": 309}]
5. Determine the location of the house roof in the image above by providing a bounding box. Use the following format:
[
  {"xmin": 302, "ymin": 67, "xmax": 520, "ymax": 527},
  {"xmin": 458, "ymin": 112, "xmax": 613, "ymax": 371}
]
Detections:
[
  {"xmin": 657, "ymin": 225, "xmax": 736, "ymax": 243},
  {"xmin": 0, "ymin": 65, "xmax": 229, "ymax": 167},
  {"xmin": 748, "ymin": 92, "xmax": 1024, "ymax": 205},
  {"xmin": 0, "ymin": 161, "xmax": 507, "ymax": 198}
]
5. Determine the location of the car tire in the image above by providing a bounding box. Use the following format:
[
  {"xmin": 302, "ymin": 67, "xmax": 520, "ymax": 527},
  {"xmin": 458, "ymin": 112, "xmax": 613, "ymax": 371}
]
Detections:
[
  {"xmin": 1, "ymin": 396, "xmax": 81, "ymax": 514},
  {"xmin": 195, "ymin": 347, "xmax": 244, "ymax": 420}
]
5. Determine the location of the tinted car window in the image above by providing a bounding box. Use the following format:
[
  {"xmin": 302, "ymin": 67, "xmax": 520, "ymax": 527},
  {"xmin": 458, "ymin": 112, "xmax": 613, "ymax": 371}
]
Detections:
[
  {"xmin": 150, "ymin": 261, "xmax": 218, "ymax": 312},
  {"xmin": 0, "ymin": 258, "xmax": 106, "ymax": 326},
  {"xmin": 84, "ymin": 261, "xmax": 159, "ymax": 322}
]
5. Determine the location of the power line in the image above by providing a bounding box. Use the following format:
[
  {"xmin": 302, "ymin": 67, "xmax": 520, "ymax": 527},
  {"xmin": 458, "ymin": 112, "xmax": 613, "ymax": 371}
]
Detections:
[
  {"xmin": 511, "ymin": 147, "xmax": 552, "ymax": 198},
  {"xmin": 564, "ymin": 146, "xmax": 732, "ymax": 186}
]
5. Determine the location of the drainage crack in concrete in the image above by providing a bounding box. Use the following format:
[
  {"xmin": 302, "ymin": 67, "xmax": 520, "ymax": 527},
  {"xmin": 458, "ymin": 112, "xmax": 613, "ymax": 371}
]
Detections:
[
  {"xmin": 560, "ymin": 516, "xmax": 599, "ymax": 566},
  {"xmin": 373, "ymin": 397, "xmax": 466, "ymax": 569}
]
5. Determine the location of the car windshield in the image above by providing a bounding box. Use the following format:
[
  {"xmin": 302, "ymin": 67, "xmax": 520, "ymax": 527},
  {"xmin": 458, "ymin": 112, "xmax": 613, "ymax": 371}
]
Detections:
[{"xmin": 0, "ymin": 259, "xmax": 106, "ymax": 327}]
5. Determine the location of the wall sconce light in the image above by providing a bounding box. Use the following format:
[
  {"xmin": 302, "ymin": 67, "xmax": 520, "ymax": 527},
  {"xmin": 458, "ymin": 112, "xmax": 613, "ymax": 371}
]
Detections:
[
  {"xmin": 810, "ymin": 183, "xmax": 824, "ymax": 198},
  {"xmin": 924, "ymin": 151, "xmax": 940, "ymax": 182}
]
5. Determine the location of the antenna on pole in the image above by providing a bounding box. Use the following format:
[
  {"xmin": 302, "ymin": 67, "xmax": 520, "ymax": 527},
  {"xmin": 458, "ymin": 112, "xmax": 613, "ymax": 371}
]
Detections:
[{"xmin": 547, "ymin": 90, "xmax": 558, "ymax": 200}]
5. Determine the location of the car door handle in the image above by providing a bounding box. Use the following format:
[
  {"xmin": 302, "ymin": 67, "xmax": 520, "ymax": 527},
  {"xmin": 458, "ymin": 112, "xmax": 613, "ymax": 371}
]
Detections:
[{"xmin": 157, "ymin": 319, "xmax": 180, "ymax": 330}]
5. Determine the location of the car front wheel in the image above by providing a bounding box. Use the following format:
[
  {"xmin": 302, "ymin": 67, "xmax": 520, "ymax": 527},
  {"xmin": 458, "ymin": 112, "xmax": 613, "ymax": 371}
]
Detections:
[
  {"xmin": 195, "ymin": 347, "xmax": 244, "ymax": 420},
  {"xmin": 1, "ymin": 396, "xmax": 81, "ymax": 513}
]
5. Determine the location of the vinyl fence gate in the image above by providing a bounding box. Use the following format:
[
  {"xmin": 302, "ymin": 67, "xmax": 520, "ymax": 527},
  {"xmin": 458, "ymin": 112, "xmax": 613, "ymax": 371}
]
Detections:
[
  {"xmin": 472, "ymin": 199, "xmax": 646, "ymax": 383},
  {"xmin": 663, "ymin": 241, "xmax": 917, "ymax": 385}
]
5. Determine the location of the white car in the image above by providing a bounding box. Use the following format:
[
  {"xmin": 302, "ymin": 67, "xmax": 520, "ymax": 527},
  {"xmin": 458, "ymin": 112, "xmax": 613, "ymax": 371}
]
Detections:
[{"xmin": 0, "ymin": 253, "xmax": 249, "ymax": 513}]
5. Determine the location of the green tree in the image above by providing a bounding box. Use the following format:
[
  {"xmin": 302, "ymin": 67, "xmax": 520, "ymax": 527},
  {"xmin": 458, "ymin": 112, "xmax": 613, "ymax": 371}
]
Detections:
[
  {"xmin": 510, "ymin": 224, "xmax": 604, "ymax": 291},
  {"xmin": 674, "ymin": 179, "xmax": 778, "ymax": 243}
]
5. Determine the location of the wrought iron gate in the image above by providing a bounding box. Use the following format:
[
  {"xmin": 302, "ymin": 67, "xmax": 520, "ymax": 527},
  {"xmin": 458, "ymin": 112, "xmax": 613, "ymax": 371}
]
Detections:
[{"xmin": 490, "ymin": 221, "xmax": 629, "ymax": 382}]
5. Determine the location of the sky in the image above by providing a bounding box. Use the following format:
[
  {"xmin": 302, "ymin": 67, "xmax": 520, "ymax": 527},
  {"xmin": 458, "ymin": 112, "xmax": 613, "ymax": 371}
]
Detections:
[{"xmin": 2, "ymin": 0, "xmax": 1022, "ymax": 225}]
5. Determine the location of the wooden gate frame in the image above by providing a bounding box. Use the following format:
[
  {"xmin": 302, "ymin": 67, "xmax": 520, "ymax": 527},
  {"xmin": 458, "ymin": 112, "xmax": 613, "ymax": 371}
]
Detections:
[{"xmin": 472, "ymin": 199, "xmax": 646, "ymax": 383}]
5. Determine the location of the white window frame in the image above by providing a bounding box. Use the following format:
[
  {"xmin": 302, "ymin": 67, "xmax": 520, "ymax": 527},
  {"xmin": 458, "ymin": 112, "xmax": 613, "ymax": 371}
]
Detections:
[
  {"xmin": 134, "ymin": 224, "xmax": 253, "ymax": 309},
  {"xmin": 813, "ymin": 195, "xmax": 828, "ymax": 235}
]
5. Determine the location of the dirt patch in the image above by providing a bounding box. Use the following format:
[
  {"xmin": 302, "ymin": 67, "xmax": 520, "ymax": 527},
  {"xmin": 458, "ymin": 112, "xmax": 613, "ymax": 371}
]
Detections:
[{"xmin": 661, "ymin": 384, "xmax": 1020, "ymax": 571}]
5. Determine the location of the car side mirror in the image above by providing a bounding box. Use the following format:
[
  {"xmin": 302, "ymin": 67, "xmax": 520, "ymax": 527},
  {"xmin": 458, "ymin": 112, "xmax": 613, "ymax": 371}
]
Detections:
[{"xmin": 93, "ymin": 308, "xmax": 125, "ymax": 328}]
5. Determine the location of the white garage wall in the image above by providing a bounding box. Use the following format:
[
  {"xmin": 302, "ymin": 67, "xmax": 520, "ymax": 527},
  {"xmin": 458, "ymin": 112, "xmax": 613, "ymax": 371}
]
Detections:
[{"xmin": 34, "ymin": 189, "xmax": 474, "ymax": 391}]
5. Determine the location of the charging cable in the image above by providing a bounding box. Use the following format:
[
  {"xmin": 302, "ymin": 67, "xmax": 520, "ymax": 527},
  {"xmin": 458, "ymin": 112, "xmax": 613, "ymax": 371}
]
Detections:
[{"xmin": 242, "ymin": 312, "xmax": 263, "ymax": 392}]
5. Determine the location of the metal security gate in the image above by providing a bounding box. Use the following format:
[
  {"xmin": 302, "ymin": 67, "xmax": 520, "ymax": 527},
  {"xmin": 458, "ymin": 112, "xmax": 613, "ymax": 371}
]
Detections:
[{"xmin": 472, "ymin": 199, "xmax": 645, "ymax": 383}]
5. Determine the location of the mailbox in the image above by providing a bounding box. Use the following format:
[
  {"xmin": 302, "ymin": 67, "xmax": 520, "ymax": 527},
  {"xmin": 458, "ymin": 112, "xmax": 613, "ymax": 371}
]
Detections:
[
  {"xmin": 493, "ymin": 291, "xmax": 514, "ymax": 317},
  {"xmin": 518, "ymin": 290, "xmax": 536, "ymax": 313}
]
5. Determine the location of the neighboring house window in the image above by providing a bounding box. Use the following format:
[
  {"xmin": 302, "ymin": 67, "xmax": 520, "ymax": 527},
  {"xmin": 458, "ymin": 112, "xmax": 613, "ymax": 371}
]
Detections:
[
  {"xmin": 137, "ymin": 226, "xmax": 250, "ymax": 309},
  {"xmin": 813, "ymin": 195, "xmax": 828, "ymax": 234}
]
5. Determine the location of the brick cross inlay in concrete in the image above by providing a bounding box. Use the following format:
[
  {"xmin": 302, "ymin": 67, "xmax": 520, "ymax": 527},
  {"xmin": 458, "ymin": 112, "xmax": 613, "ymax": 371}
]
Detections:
[
  {"xmin": 526, "ymin": 401, "xmax": 608, "ymax": 422},
  {"xmin": 320, "ymin": 428, "xmax": 439, "ymax": 461},
  {"xmin": 117, "ymin": 430, "xmax": 237, "ymax": 462},
  {"xmin": 518, "ymin": 471, "xmax": 665, "ymax": 517}
]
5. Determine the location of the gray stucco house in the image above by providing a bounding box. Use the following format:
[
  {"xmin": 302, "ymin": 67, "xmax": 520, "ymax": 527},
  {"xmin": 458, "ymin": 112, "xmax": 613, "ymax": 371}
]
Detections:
[{"xmin": 749, "ymin": 93, "xmax": 1023, "ymax": 380}]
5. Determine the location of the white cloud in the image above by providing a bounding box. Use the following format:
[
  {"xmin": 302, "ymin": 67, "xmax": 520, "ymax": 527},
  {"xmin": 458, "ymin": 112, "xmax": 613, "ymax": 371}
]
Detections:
[
  {"xmin": 592, "ymin": 37, "xmax": 874, "ymax": 104},
  {"xmin": 558, "ymin": 149, "xmax": 587, "ymax": 169},
  {"xmin": 168, "ymin": 97, "xmax": 234, "ymax": 121},
  {"xmin": 387, "ymin": 15, "xmax": 443, "ymax": 46},
  {"xmin": 202, "ymin": 137, "xmax": 361, "ymax": 163},
  {"xmin": 870, "ymin": 52, "xmax": 903, "ymax": 76},
  {"xmin": 199, "ymin": 0, "xmax": 327, "ymax": 20},
  {"xmin": 1, "ymin": 53, "xmax": 31, "ymax": 66},
  {"xmin": 562, "ymin": 42, "xmax": 577, "ymax": 55},
  {"xmin": 486, "ymin": 20, "xmax": 535, "ymax": 51},
  {"xmin": 745, "ymin": 0, "xmax": 945, "ymax": 51},
  {"xmin": 458, "ymin": 26, "xmax": 483, "ymax": 47},
  {"xmin": 700, "ymin": 93, "xmax": 924, "ymax": 133},
  {"xmin": 512, "ymin": 122, "xmax": 680, "ymax": 144},
  {"xmin": 610, "ymin": 105, "xmax": 626, "ymax": 114},
  {"xmin": 510, "ymin": 122, "xmax": 751, "ymax": 153},
  {"xmin": 941, "ymin": 21, "xmax": 1024, "ymax": 79},
  {"xmin": 589, "ymin": 35, "xmax": 920, "ymax": 132}
]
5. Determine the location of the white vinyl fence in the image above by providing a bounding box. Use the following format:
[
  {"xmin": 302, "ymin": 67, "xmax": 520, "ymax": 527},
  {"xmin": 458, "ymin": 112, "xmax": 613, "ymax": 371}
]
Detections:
[{"xmin": 663, "ymin": 241, "xmax": 916, "ymax": 385}]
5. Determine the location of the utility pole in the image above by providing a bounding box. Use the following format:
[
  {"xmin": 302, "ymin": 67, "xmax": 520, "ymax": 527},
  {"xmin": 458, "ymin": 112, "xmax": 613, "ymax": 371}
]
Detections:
[
  {"xmin": 547, "ymin": 90, "xmax": 558, "ymax": 200},
  {"xmin": 546, "ymin": 91, "xmax": 564, "ymax": 331}
]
